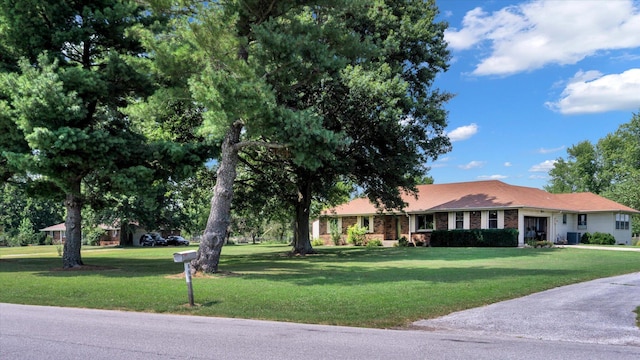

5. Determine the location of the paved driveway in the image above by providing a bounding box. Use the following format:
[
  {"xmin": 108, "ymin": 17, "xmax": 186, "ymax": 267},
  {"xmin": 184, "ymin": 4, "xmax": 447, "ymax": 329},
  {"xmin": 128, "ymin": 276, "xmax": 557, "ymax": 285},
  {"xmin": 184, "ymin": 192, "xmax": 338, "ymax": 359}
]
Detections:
[{"xmin": 414, "ymin": 272, "xmax": 640, "ymax": 346}]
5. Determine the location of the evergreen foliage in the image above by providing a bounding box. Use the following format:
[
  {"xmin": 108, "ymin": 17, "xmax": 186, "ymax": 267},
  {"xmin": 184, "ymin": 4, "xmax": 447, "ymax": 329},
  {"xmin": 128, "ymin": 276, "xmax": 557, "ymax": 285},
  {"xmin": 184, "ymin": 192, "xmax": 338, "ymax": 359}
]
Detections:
[{"xmin": 0, "ymin": 1, "xmax": 168, "ymax": 267}]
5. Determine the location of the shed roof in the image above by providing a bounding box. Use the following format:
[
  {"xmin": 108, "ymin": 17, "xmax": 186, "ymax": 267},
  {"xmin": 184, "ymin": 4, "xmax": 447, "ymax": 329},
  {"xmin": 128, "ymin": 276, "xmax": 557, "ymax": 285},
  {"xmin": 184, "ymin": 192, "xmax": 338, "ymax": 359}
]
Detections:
[{"xmin": 39, "ymin": 222, "xmax": 118, "ymax": 232}]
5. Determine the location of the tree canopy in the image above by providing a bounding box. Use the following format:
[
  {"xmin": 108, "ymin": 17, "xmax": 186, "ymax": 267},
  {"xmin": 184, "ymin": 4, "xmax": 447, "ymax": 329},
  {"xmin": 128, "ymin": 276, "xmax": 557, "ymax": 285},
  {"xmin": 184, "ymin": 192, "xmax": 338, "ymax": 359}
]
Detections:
[
  {"xmin": 2, "ymin": 1, "xmax": 454, "ymax": 273},
  {"xmin": 545, "ymin": 111, "xmax": 640, "ymax": 233},
  {"xmin": 0, "ymin": 0, "xmax": 169, "ymax": 267},
  {"xmin": 166, "ymin": 0, "xmax": 453, "ymax": 271}
]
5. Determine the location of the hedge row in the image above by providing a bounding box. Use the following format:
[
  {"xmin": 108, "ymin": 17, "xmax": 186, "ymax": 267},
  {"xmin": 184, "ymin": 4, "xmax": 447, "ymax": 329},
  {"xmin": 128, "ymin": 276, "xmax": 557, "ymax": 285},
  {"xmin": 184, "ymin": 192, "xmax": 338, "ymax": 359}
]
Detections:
[
  {"xmin": 430, "ymin": 229, "xmax": 519, "ymax": 247},
  {"xmin": 581, "ymin": 232, "xmax": 616, "ymax": 245}
]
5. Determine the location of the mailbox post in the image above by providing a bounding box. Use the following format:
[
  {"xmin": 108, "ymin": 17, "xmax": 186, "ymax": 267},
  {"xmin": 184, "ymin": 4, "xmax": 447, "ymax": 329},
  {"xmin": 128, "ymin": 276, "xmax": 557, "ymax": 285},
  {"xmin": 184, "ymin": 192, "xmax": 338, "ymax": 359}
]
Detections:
[{"xmin": 173, "ymin": 250, "xmax": 197, "ymax": 306}]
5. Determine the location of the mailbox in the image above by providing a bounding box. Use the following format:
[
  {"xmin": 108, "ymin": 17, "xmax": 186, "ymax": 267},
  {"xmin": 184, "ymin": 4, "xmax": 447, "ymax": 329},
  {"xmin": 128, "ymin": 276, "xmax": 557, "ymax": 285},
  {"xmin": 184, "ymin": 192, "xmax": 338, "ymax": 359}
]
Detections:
[
  {"xmin": 173, "ymin": 250, "xmax": 197, "ymax": 306},
  {"xmin": 173, "ymin": 250, "xmax": 197, "ymax": 263}
]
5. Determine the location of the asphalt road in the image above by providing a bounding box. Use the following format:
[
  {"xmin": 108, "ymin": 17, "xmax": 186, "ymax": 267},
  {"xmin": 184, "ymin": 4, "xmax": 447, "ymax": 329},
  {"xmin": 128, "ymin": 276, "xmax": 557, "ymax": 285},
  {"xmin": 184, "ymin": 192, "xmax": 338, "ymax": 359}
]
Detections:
[
  {"xmin": 2, "ymin": 278, "xmax": 640, "ymax": 360},
  {"xmin": 414, "ymin": 272, "xmax": 640, "ymax": 346}
]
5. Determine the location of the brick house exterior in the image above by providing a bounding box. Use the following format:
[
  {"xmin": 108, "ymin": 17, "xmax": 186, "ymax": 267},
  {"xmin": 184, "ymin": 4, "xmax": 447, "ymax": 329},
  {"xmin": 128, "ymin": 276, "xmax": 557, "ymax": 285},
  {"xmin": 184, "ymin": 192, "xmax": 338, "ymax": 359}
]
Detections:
[{"xmin": 315, "ymin": 180, "xmax": 639, "ymax": 246}]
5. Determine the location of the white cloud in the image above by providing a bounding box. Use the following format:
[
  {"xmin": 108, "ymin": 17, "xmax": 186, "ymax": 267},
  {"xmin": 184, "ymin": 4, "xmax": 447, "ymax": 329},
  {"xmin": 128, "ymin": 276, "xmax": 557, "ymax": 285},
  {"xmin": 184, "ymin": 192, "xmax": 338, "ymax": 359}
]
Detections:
[
  {"xmin": 459, "ymin": 160, "xmax": 485, "ymax": 170},
  {"xmin": 545, "ymin": 68, "xmax": 640, "ymax": 114},
  {"xmin": 529, "ymin": 174, "xmax": 549, "ymax": 180},
  {"xmin": 447, "ymin": 123, "xmax": 478, "ymax": 142},
  {"xmin": 537, "ymin": 145, "xmax": 565, "ymax": 154},
  {"xmin": 529, "ymin": 160, "xmax": 556, "ymax": 172},
  {"xmin": 504, "ymin": 162, "xmax": 512, "ymax": 167},
  {"xmin": 478, "ymin": 174, "xmax": 508, "ymax": 180},
  {"xmin": 445, "ymin": 0, "xmax": 640, "ymax": 76},
  {"xmin": 431, "ymin": 156, "xmax": 451, "ymax": 168}
]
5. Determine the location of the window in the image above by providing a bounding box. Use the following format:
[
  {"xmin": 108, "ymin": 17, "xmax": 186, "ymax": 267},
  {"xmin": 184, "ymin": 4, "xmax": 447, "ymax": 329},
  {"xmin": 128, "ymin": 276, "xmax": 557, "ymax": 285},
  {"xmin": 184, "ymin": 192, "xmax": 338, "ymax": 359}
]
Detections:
[
  {"xmin": 562, "ymin": 214, "xmax": 567, "ymax": 224},
  {"xmin": 488, "ymin": 210, "xmax": 498, "ymax": 229},
  {"xmin": 455, "ymin": 212, "xmax": 464, "ymax": 229},
  {"xmin": 578, "ymin": 214, "xmax": 587, "ymax": 229},
  {"xmin": 416, "ymin": 214, "xmax": 434, "ymax": 231},
  {"xmin": 361, "ymin": 216, "xmax": 370, "ymax": 232},
  {"xmin": 616, "ymin": 214, "xmax": 630, "ymax": 230}
]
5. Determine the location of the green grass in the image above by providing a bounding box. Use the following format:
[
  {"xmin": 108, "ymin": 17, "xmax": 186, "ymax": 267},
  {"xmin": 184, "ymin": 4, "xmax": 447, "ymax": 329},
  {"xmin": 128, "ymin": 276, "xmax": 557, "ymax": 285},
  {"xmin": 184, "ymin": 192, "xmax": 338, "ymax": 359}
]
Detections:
[{"xmin": 1, "ymin": 244, "xmax": 639, "ymax": 328}]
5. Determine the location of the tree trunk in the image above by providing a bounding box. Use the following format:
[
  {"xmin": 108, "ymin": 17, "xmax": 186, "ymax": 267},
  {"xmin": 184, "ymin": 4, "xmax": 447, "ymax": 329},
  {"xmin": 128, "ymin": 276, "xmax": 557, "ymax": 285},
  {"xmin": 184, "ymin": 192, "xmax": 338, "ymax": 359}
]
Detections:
[
  {"xmin": 63, "ymin": 181, "xmax": 84, "ymax": 268},
  {"xmin": 291, "ymin": 177, "xmax": 315, "ymax": 255},
  {"xmin": 193, "ymin": 121, "xmax": 243, "ymax": 273},
  {"xmin": 119, "ymin": 222, "xmax": 132, "ymax": 247}
]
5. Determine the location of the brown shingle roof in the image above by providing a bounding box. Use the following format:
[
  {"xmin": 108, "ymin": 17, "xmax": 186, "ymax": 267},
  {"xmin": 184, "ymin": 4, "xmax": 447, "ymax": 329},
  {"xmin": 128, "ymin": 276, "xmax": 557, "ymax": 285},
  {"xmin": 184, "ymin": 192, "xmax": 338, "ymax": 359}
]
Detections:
[
  {"xmin": 39, "ymin": 222, "xmax": 119, "ymax": 232},
  {"xmin": 322, "ymin": 180, "xmax": 639, "ymax": 215}
]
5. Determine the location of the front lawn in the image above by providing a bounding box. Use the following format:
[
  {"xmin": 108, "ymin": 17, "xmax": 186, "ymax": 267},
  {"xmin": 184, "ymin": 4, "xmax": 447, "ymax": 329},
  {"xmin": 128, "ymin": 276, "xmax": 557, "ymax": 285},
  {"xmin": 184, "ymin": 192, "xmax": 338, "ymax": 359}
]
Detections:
[{"xmin": 1, "ymin": 244, "xmax": 639, "ymax": 328}]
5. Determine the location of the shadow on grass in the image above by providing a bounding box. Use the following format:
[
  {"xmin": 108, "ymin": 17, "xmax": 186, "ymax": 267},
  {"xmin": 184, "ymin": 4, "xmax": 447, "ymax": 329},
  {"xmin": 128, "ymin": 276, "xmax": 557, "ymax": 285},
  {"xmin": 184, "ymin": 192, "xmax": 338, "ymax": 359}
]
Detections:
[
  {"xmin": 234, "ymin": 264, "xmax": 575, "ymax": 287},
  {"xmin": 1, "ymin": 246, "xmax": 576, "ymax": 288}
]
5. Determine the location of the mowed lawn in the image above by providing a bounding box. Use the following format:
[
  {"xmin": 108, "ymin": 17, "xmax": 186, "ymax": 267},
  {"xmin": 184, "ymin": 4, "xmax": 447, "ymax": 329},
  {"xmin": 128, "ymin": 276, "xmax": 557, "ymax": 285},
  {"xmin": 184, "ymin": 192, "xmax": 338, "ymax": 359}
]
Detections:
[{"xmin": 1, "ymin": 244, "xmax": 639, "ymax": 328}]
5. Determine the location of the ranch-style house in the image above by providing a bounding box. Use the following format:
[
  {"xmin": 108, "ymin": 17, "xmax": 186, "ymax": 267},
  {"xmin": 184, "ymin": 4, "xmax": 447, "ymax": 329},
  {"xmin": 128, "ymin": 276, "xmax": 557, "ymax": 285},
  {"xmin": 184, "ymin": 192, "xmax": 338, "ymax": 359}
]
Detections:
[{"xmin": 314, "ymin": 180, "xmax": 638, "ymax": 246}]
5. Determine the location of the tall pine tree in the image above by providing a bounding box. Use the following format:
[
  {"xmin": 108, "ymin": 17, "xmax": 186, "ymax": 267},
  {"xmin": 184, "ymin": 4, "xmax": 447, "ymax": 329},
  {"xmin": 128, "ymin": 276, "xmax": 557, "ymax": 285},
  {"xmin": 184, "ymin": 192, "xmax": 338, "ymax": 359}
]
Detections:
[
  {"xmin": 180, "ymin": 0, "xmax": 451, "ymax": 272},
  {"xmin": 0, "ymin": 1, "xmax": 161, "ymax": 267}
]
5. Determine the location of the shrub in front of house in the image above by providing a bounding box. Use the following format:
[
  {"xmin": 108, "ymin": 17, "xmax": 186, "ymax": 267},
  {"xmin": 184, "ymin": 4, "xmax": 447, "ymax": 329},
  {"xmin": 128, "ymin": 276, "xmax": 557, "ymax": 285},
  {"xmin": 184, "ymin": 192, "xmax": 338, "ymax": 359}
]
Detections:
[
  {"xmin": 589, "ymin": 232, "xmax": 616, "ymax": 245},
  {"xmin": 365, "ymin": 239, "xmax": 382, "ymax": 247},
  {"xmin": 581, "ymin": 232, "xmax": 591, "ymax": 244},
  {"xmin": 311, "ymin": 238, "xmax": 324, "ymax": 247},
  {"xmin": 430, "ymin": 229, "xmax": 518, "ymax": 247},
  {"xmin": 329, "ymin": 221, "xmax": 343, "ymax": 245},
  {"xmin": 527, "ymin": 240, "xmax": 554, "ymax": 248},
  {"xmin": 396, "ymin": 236, "xmax": 411, "ymax": 247},
  {"xmin": 346, "ymin": 224, "xmax": 367, "ymax": 246},
  {"xmin": 82, "ymin": 226, "xmax": 106, "ymax": 246}
]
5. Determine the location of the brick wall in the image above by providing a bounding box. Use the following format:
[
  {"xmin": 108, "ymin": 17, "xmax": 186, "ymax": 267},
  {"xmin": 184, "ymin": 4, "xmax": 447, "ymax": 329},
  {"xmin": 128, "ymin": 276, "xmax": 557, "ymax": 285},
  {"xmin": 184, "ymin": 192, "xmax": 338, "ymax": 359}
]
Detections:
[
  {"xmin": 319, "ymin": 218, "xmax": 328, "ymax": 235},
  {"xmin": 342, "ymin": 216, "xmax": 357, "ymax": 233},
  {"xmin": 374, "ymin": 215, "xmax": 385, "ymax": 235},
  {"xmin": 504, "ymin": 209, "xmax": 518, "ymax": 229},
  {"xmin": 470, "ymin": 211, "xmax": 481, "ymax": 229},
  {"xmin": 436, "ymin": 212, "xmax": 448, "ymax": 230},
  {"xmin": 399, "ymin": 216, "xmax": 409, "ymax": 235}
]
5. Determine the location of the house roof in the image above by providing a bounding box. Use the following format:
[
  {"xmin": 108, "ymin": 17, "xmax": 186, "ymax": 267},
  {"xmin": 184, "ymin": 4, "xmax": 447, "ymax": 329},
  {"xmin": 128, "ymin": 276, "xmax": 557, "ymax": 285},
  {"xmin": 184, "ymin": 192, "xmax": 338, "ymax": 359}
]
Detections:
[
  {"xmin": 322, "ymin": 180, "xmax": 639, "ymax": 216},
  {"xmin": 40, "ymin": 223, "xmax": 67, "ymax": 232},
  {"xmin": 39, "ymin": 222, "xmax": 118, "ymax": 232}
]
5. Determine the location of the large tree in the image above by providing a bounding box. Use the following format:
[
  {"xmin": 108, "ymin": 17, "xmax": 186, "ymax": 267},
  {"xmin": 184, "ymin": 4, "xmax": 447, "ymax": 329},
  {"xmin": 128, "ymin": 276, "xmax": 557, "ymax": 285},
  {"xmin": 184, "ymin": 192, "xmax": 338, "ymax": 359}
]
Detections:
[
  {"xmin": 0, "ymin": 1, "xmax": 162, "ymax": 267},
  {"xmin": 546, "ymin": 111, "xmax": 640, "ymax": 233},
  {"xmin": 271, "ymin": 0, "xmax": 452, "ymax": 254},
  {"xmin": 546, "ymin": 140, "xmax": 601, "ymax": 194},
  {"xmin": 218, "ymin": 0, "xmax": 452, "ymax": 255},
  {"xmin": 181, "ymin": 0, "xmax": 451, "ymax": 272}
]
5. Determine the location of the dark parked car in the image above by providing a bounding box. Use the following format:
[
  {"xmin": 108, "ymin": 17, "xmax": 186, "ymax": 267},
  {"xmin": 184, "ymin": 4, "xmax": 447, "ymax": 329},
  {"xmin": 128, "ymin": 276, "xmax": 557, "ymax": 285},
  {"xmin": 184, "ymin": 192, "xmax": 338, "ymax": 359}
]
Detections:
[
  {"xmin": 140, "ymin": 233, "xmax": 167, "ymax": 246},
  {"xmin": 166, "ymin": 235, "xmax": 189, "ymax": 246}
]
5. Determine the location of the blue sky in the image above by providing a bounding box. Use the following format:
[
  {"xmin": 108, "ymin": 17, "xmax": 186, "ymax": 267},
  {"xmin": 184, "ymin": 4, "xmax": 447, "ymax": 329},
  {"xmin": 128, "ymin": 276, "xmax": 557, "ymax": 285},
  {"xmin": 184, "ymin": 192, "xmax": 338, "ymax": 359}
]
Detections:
[{"xmin": 428, "ymin": 0, "xmax": 640, "ymax": 189}]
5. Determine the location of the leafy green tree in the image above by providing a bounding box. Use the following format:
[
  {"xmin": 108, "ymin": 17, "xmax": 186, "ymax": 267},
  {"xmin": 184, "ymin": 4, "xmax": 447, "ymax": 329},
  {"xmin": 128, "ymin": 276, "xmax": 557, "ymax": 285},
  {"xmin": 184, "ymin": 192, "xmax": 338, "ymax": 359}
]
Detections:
[
  {"xmin": 0, "ymin": 181, "xmax": 64, "ymax": 240},
  {"xmin": 16, "ymin": 217, "xmax": 42, "ymax": 246},
  {"xmin": 546, "ymin": 141, "xmax": 601, "ymax": 194},
  {"xmin": 599, "ymin": 112, "xmax": 640, "ymax": 234},
  {"xmin": 227, "ymin": 0, "xmax": 451, "ymax": 254},
  {"xmin": 175, "ymin": 0, "xmax": 451, "ymax": 272},
  {"xmin": 0, "ymin": 1, "xmax": 162, "ymax": 267},
  {"xmin": 0, "ymin": 7, "xmax": 28, "ymax": 182},
  {"xmin": 180, "ymin": 1, "xmax": 334, "ymax": 273},
  {"xmin": 546, "ymin": 112, "xmax": 640, "ymax": 234}
]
